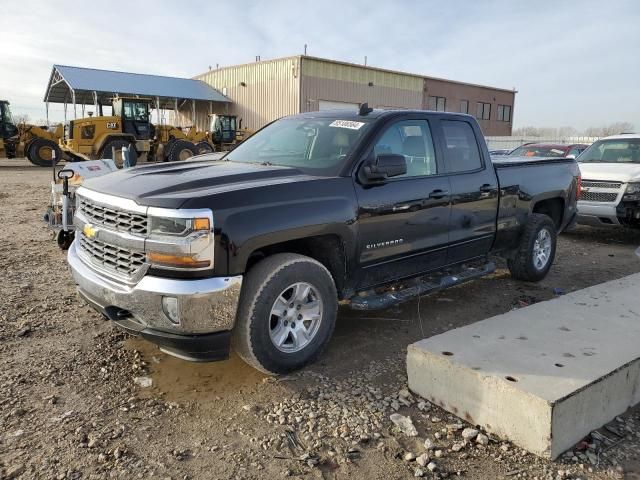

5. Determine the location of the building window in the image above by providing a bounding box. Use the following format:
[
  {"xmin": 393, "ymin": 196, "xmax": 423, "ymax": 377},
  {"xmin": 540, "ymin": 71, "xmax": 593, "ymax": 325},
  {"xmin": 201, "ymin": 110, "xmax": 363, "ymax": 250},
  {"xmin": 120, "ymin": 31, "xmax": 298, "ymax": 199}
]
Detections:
[
  {"xmin": 460, "ymin": 100, "xmax": 469, "ymax": 114},
  {"xmin": 497, "ymin": 104, "xmax": 511, "ymax": 122},
  {"xmin": 428, "ymin": 96, "xmax": 446, "ymax": 112},
  {"xmin": 476, "ymin": 102, "xmax": 491, "ymax": 120}
]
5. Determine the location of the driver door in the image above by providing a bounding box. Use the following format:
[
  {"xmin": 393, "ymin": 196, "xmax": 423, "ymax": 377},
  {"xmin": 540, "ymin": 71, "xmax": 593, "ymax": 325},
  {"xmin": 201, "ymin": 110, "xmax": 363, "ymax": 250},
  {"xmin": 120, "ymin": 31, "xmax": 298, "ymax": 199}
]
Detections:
[{"xmin": 353, "ymin": 117, "xmax": 451, "ymax": 289}]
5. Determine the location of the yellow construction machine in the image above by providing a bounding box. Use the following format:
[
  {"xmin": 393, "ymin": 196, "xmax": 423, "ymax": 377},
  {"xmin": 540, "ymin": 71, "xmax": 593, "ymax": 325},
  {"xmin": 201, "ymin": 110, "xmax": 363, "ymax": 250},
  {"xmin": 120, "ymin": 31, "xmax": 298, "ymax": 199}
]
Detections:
[
  {"xmin": 0, "ymin": 100, "xmax": 19, "ymax": 159},
  {"xmin": 60, "ymin": 97, "xmax": 153, "ymax": 166},
  {"xmin": 19, "ymin": 123, "xmax": 64, "ymax": 167},
  {"xmin": 150, "ymin": 124, "xmax": 207, "ymax": 162},
  {"xmin": 209, "ymin": 114, "xmax": 252, "ymax": 151}
]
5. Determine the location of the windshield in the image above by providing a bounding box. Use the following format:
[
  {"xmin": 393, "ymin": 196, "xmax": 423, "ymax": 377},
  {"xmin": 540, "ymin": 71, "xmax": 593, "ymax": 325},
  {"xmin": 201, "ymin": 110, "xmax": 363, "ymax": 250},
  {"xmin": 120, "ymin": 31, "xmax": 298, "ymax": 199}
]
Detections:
[
  {"xmin": 0, "ymin": 102, "xmax": 14, "ymax": 124},
  {"xmin": 509, "ymin": 145, "xmax": 567, "ymax": 157},
  {"xmin": 578, "ymin": 138, "xmax": 640, "ymax": 163},
  {"xmin": 225, "ymin": 117, "xmax": 373, "ymax": 175},
  {"xmin": 123, "ymin": 101, "xmax": 149, "ymax": 122}
]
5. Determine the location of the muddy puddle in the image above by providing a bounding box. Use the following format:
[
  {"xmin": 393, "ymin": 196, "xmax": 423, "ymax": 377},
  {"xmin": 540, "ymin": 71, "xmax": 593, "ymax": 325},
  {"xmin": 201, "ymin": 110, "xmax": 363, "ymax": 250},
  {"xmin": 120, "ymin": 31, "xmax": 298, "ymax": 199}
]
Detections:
[{"xmin": 125, "ymin": 337, "xmax": 267, "ymax": 402}]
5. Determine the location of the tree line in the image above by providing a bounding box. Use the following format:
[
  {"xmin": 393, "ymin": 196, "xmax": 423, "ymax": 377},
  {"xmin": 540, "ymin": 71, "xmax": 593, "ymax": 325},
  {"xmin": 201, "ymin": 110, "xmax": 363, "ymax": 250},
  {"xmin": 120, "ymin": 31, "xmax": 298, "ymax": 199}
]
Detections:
[{"xmin": 513, "ymin": 122, "xmax": 635, "ymax": 138}]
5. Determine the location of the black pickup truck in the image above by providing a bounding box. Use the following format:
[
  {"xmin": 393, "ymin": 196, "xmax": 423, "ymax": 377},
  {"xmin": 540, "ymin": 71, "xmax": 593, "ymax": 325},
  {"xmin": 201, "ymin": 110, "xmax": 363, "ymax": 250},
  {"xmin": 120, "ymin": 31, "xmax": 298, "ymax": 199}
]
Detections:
[{"xmin": 68, "ymin": 108, "xmax": 580, "ymax": 374}]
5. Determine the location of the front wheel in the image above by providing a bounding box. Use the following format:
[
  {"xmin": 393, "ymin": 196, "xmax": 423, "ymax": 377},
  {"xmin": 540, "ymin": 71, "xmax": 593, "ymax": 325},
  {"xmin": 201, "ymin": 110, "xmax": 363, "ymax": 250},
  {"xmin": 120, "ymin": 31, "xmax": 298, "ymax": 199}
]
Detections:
[
  {"xmin": 232, "ymin": 253, "xmax": 338, "ymax": 374},
  {"xmin": 508, "ymin": 213, "xmax": 557, "ymax": 282}
]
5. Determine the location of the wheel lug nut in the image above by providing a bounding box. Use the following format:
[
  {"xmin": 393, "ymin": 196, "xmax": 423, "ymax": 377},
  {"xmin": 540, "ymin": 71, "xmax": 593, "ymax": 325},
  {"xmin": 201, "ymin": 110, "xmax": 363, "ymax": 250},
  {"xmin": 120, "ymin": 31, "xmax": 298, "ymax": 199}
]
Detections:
[
  {"xmin": 296, "ymin": 305, "xmax": 301, "ymax": 310},
  {"xmin": 289, "ymin": 303, "xmax": 294, "ymax": 308},
  {"xmin": 298, "ymin": 314, "xmax": 302, "ymax": 320}
]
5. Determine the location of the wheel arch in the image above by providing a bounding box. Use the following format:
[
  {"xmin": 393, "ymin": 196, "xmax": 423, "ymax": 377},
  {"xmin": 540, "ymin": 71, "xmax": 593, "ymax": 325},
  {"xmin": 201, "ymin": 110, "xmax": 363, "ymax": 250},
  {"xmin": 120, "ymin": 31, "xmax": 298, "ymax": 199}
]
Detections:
[
  {"xmin": 244, "ymin": 234, "xmax": 350, "ymax": 300},
  {"xmin": 531, "ymin": 196, "xmax": 565, "ymax": 229}
]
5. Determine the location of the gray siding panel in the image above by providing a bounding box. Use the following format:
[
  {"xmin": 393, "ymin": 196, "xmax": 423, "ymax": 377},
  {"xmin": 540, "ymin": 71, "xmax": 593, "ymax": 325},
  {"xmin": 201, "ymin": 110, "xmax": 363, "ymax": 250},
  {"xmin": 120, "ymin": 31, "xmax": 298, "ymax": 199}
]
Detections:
[{"xmin": 188, "ymin": 57, "xmax": 301, "ymax": 131}]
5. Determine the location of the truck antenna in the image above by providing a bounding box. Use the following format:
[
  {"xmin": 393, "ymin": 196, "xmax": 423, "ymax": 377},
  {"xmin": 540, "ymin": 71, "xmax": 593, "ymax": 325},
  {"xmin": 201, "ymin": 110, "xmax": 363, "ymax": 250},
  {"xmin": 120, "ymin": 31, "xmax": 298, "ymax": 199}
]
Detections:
[{"xmin": 359, "ymin": 102, "xmax": 373, "ymax": 116}]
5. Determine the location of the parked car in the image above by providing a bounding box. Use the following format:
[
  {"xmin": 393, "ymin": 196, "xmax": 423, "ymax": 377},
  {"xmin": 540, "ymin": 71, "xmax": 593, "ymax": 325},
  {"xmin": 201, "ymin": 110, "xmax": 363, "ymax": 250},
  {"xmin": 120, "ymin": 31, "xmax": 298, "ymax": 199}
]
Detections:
[
  {"xmin": 577, "ymin": 134, "xmax": 640, "ymax": 228},
  {"xmin": 509, "ymin": 143, "xmax": 589, "ymax": 159},
  {"xmin": 67, "ymin": 109, "xmax": 581, "ymax": 374},
  {"xmin": 489, "ymin": 148, "xmax": 511, "ymax": 156}
]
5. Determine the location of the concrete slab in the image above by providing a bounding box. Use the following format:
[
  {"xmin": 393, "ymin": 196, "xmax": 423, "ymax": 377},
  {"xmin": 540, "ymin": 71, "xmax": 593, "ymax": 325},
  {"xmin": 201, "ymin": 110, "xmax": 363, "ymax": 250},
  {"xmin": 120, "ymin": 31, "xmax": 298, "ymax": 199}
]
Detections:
[{"xmin": 407, "ymin": 273, "xmax": 640, "ymax": 459}]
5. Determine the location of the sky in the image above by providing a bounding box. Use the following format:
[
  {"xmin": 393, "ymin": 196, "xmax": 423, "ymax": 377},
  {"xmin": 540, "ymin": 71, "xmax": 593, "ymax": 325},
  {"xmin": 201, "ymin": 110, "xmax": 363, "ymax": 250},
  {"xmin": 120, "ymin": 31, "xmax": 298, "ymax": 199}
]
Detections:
[{"xmin": 2, "ymin": 0, "xmax": 639, "ymax": 130}]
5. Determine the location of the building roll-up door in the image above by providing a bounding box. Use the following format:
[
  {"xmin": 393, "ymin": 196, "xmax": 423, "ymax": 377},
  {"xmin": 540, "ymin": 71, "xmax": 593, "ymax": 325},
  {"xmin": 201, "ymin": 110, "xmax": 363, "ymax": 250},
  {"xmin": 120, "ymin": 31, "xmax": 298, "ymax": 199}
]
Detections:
[{"xmin": 318, "ymin": 100, "xmax": 359, "ymax": 111}]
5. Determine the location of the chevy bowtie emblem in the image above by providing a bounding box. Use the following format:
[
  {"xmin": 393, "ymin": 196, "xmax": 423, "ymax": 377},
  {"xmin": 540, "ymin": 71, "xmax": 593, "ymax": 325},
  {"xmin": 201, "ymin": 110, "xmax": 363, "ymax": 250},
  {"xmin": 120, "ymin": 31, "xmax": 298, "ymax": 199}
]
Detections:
[{"xmin": 83, "ymin": 224, "xmax": 97, "ymax": 239}]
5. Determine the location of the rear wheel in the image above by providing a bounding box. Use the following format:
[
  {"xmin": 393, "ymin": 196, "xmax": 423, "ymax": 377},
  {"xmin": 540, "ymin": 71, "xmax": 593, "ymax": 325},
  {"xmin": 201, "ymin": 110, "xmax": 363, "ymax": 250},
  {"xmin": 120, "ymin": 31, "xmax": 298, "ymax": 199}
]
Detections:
[
  {"xmin": 232, "ymin": 253, "xmax": 338, "ymax": 374},
  {"xmin": 195, "ymin": 141, "xmax": 214, "ymax": 155},
  {"xmin": 100, "ymin": 139, "xmax": 138, "ymax": 168},
  {"xmin": 167, "ymin": 140, "xmax": 197, "ymax": 162},
  {"xmin": 27, "ymin": 138, "xmax": 62, "ymax": 167},
  {"xmin": 508, "ymin": 213, "xmax": 557, "ymax": 282}
]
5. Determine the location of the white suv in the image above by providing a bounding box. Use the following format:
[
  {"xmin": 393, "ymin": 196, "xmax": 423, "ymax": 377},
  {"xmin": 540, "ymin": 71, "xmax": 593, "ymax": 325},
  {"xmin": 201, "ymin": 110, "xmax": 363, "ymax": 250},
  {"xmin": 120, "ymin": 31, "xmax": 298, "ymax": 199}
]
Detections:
[{"xmin": 577, "ymin": 134, "xmax": 640, "ymax": 228}]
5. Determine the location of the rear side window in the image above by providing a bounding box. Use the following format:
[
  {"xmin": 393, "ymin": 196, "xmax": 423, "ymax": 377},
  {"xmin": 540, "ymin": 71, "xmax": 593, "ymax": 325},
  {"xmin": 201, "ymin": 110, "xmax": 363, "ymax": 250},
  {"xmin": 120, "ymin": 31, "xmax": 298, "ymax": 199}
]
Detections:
[{"xmin": 441, "ymin": 120, "xmax": 482, "ymax": 173}]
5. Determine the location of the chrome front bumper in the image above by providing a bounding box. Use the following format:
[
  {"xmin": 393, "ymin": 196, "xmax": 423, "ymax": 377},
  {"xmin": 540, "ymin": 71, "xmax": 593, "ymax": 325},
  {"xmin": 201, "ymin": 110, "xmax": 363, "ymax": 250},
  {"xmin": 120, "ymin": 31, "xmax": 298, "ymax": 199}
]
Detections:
[
  {"xmin": 577, "ymin": 201, "xmax": 621, "ymax": 226},
  {"xmin": 68, "ymin": 240, "xmax": 242, "ymax": 336}
]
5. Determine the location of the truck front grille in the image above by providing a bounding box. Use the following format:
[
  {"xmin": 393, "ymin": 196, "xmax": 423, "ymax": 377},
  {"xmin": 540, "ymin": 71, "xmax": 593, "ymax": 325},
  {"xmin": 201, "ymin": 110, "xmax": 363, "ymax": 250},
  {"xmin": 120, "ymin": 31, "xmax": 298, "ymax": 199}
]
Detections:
[
  {"xmin": 78, "ymin": 197, "xmax": 148, "ymax": 235},
  {"xmin": 580, "ymin": 191, "xmax": 619, "ymax": 203},
  {"xmin": 79, "ymin": 233, "xmax": 146, "ymax": 277},
  {"xmin": 582, "ymin": 180, "xmax": 622, "ymax": 189}
]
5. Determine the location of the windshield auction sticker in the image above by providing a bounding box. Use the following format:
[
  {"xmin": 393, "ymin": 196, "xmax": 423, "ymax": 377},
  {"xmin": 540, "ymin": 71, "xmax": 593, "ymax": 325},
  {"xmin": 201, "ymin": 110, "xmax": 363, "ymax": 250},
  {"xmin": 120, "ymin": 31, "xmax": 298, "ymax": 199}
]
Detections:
[{"xmin": 329, "ymin": 120, "xmax": 366, "ymax": 130}]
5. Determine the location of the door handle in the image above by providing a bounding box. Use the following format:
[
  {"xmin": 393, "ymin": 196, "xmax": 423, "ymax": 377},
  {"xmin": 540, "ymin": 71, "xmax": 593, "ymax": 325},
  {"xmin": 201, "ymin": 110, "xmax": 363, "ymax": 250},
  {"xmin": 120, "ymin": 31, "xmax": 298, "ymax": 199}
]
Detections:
[
  {"xmin": 428, "ymin": 189, "xmax": 449, "ymax": 199},
  {"xmin": 479, "ymin": 184, "xmax": 494, "ymax": 197}
]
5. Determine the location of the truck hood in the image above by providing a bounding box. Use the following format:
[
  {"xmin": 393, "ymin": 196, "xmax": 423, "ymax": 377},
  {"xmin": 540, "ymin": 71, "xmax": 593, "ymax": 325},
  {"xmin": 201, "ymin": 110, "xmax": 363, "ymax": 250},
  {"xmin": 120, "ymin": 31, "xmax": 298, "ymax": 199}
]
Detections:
[
  {"xmin": 578, "ymin": 162, "xmax": 640, "ymax": 183},
  {"xmin": 82, "ymin": 160, "xmax": 319, "ymax": 209}
]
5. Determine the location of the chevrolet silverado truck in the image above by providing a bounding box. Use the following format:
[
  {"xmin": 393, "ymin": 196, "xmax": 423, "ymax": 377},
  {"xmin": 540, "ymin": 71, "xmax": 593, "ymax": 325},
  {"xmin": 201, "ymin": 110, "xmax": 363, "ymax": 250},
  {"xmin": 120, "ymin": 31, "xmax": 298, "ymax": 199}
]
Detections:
[
  {"xmin": 67, "ymin": 108, "xmax": 581, "ymax": 374},
  {"xmin": 577, "ymin": 134, "xmax": 640, "ymax": 228}
]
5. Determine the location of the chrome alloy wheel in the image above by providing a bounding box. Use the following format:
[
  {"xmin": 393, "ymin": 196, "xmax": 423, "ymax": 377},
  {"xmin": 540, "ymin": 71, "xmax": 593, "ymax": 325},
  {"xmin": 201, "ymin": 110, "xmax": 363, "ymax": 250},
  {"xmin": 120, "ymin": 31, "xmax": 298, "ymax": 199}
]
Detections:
[
  {"xmin": 269, "ymin": 282, "xmax": 323, "ymax": 353},
  {"xmin": 532, "ymin": 228, "xmax": 552, "ymax": 270}
]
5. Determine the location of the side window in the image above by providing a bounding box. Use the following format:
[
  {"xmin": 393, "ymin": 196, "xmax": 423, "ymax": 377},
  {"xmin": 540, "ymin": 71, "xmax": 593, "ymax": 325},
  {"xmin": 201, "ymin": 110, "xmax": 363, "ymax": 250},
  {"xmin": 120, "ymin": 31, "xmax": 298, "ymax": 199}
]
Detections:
[
  {"xmin": 441, "ymin": 120, "xmax": 483, "ymax": 173},
  {"xmin": 567, "ymin": 147, "xmax": 581, "ymax": 157},
  {"xmin": 373, "ymin": 120, "xmax": 437, "ymax": 178}
]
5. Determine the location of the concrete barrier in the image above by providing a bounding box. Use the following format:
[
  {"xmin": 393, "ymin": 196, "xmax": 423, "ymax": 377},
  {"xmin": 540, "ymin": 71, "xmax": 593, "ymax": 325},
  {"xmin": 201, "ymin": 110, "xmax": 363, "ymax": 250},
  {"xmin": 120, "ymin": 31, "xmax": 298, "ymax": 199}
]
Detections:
[{"xmin": 407, "ymin": 273, "xmax": 640, "ymax": 459}]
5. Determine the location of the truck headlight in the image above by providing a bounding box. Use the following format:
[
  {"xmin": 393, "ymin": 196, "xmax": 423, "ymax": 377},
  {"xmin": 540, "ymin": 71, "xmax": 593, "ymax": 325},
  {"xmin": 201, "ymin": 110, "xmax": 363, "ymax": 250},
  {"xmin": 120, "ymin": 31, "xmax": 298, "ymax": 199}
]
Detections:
[
  {"xmin": 146, "ymin": 209, "xmax": 214, "ymax": 271},
  {"xmin": 624, "ymin": 183, "xmax": 640, "ymax": 200}
]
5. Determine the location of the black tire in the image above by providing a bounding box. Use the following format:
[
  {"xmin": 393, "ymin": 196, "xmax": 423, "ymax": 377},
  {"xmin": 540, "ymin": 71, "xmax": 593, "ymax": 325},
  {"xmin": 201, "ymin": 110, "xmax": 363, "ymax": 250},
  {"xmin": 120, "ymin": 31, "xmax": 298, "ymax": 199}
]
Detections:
[
  {"xmin": 166, "ymin": 140, "xmax": 197, "ymax": 162},
  {"xmin": 27, "ymin": 138, "xmax": 62, "ymax": 167},
  {"xmin": 195, "ymin": 141, "xmax": 214, "ymax": 155},
  {"xmin": 232, "ymin": 253, "xmax": 338, "ymax": 375},
  {"xmin": 100, "ymin": 139, "xmax": 138, "ymax": 168},
  {"xmin": 508, "ymin": 213, "xmax": 557, "ymax": 282}
]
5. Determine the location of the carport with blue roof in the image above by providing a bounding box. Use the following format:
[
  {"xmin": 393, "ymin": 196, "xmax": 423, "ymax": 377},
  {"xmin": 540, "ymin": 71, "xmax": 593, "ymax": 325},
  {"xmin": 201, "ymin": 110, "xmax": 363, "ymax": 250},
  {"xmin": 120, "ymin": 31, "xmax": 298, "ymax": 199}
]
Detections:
[{"xmin": 43, "ymin": 64, "xmax": 230, "ymax": 126}]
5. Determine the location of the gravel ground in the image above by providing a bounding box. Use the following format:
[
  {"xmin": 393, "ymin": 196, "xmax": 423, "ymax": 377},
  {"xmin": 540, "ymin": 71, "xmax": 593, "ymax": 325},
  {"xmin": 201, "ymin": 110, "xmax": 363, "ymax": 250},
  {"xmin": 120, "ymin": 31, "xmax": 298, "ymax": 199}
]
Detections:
[{"xmin": 1, "ymin": 158, "xmax": 639, "ymax": 480}]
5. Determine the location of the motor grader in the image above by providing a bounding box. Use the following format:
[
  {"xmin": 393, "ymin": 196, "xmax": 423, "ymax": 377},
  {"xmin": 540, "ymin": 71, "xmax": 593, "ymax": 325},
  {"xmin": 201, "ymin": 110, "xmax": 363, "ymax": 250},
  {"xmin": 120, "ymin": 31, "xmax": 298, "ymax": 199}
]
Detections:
[{"xmin": 209, "ymin": 114, "xmax": 252, "ymax": 151}]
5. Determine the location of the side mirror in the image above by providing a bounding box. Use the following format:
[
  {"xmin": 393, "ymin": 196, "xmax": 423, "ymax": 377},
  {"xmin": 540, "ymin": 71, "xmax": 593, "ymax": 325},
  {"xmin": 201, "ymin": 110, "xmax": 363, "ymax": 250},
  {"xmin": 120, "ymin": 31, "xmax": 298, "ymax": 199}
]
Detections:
[{"xmin": 362, "ymin": 153, "xmax": 407, "ymax": 182}]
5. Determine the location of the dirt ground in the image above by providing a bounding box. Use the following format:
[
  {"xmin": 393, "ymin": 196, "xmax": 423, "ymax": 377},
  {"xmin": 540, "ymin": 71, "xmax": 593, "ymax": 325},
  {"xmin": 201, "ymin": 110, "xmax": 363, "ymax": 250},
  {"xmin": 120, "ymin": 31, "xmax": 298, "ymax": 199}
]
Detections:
[{"xmin": 1, "ymin": 158, "xmax": 639, "ymax": 480}]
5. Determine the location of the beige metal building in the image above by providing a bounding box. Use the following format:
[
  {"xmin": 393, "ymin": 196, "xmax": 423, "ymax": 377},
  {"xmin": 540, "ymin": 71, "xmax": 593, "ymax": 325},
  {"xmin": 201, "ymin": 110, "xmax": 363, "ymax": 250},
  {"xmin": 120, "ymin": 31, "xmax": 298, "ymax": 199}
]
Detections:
[{"xmin": 181, "ymin": 55, "xmax": 516, "ymax": 136}]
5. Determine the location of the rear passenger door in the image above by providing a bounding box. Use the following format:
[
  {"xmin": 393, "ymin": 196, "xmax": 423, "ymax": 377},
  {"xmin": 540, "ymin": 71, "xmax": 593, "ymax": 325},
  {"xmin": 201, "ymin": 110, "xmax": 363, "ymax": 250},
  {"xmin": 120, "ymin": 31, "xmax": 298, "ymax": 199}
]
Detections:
[
  {"xmin": 436, "ymin": 118, "xmax": 499, "ymax": 264},
  {"xmin": 353, "ymin": 116, "xmax": 452, "ymax": 288}
]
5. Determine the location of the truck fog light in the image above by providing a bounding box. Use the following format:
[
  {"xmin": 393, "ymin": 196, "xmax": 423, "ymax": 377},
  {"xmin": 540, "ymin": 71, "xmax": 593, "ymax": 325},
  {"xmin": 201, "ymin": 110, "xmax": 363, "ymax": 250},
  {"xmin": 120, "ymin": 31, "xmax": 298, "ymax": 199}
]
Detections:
[{"xmin": 162, "ymin": 296, "xmax": 180, "ymax": 324}]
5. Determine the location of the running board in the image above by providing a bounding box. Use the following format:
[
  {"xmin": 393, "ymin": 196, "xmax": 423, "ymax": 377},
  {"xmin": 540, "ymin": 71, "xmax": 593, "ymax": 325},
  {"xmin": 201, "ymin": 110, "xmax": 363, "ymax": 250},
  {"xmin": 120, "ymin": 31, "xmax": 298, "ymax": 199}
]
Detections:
[{"xmin": 348, "ymin": 261, "xmax": 496, "ymax": 311}]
